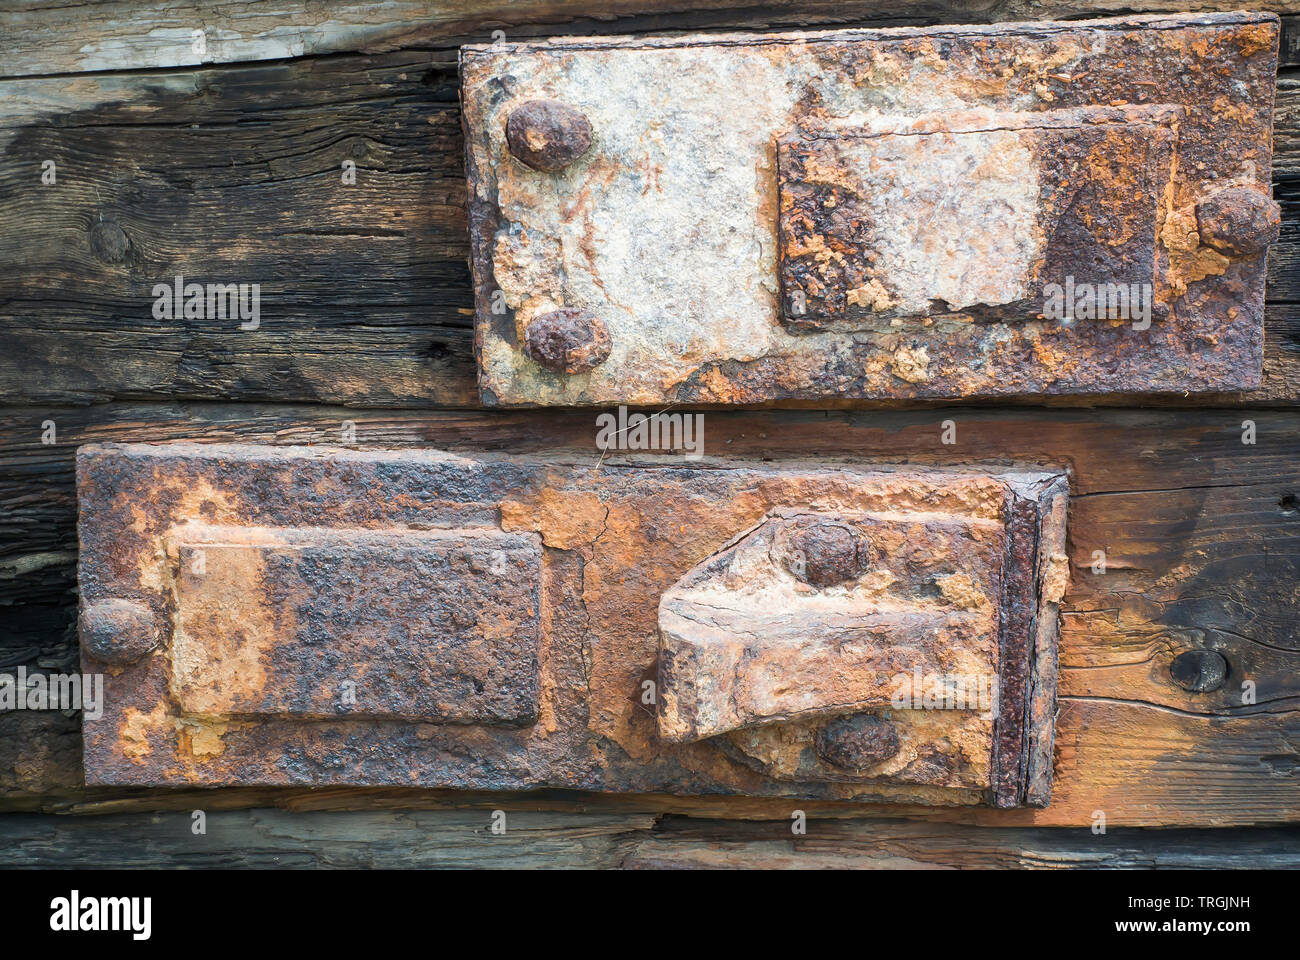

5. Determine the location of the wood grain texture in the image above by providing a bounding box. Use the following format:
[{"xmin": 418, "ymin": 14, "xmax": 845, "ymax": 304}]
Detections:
[
  {"xmin": 0, "ymin": 48, "xmax": 1296, "ymax": 408},
  {"xmin": 0, "ymin": 53, "xmax": 477, "ymax": 408},
  {"xmin": 1, "ymin": 808, "xmax": 1298, "ymax": 868},
  {"xmin": 2, "ymin": 404, "xmax": 1298, "ymax": 826},
  {"xmin": 3, "ymin": 3, "xmax": 1298, "ymax": 80},
  {"xmin": 3, "ymin": 0, "xmax": 1300, "ymax": 862}
]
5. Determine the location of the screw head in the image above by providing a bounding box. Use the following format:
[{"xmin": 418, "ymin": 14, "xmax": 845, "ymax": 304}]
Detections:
[
  {"xmin": 815, "ymin": 713, "xmax": 901, "ymax": 771},
  {"xmin": 506, "ymin": 99, "xmax": 593, "ymax": 173},
  {"xmin": 523, "ymin": 307, "xmax": 611, "ymax": 373},
  {"xmin": 1195, "ymin": 186, "xmax": 1280, "ymax": 257},
  {"xmin": 80, "ymin": 598, "xmax": 159, "ymax": 665},
  {"xmin": 1169, "ymin": 649, "xmax": 1228, "ymax": 693}
]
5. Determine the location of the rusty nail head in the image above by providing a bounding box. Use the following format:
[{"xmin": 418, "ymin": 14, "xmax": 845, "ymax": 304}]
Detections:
[
  {"xmin": 783, "ymin": 519, "xmax": 872, "ymax": 587},
  {"xmin": 1195, "ymin": 186, "xmax": 1281, "ymax": 257},
  {"xmin": 524, "ymin": 307, "xmax": 611, "ymax": 373},
  {"xmin": 1169, "ymin": 649, "xmax": 1228, "ymax": 693},
  {"xmin": 815, "ymin": 713, "xmax": 901, "ymax": 770},
  {"xmin": 506, "ymin": 99, "xmax": 593, "ymax": 172},
  {"xmin": 80, "ymin": 598, "xmax": 159, "ymax": 664}
]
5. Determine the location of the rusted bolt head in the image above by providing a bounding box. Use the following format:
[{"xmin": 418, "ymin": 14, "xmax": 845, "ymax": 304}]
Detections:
[
  {"xmin": 523, "ymin": 307, "xmax": 611, "ymax": 373},
  {"xmin": 1195, "ymin": 186, "xmax": 1280, "ymax": 257},
  {"xmin": 782, "ymin": 519, "xmax": 871, "ymax": 588},
  {"xmin": 815, "ymin": 713, "xmax": 901, "ymax": 771},
  {"xmin": 506, "ymin": 99, "xmax": 593, "ymax": 173},
  {"xmin": 1169, "ymin": 649, "xmax": 1228, "ymax": 693},
  {"xmin": 80, "ymin": 598, "xmax": 159, "ymax": 665}
]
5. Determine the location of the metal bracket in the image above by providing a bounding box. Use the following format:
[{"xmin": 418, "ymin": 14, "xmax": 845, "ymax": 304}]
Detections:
[{"xmin": 461, "ymin": 12, "xmax": 1280, "ymax": 405}]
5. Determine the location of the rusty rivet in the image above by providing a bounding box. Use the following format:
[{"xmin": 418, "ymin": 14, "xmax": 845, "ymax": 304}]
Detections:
[
  {"xmin": 506, "ymin": 99, "xmax": 593, "ymax": 172},
  {"xmin": 1169, "ymin": 649, "xmax": 1228, "ymax": 693},
  {"xmin": 523, "ymin": 307, "xmax": 611, "ymax": 373},
  {"xmin": 783, "ymin": 519, "xmax": 871, "ymax": 587},
  {"xmin": 815, "ymin": 713, "xmax": 901, "ymax": 771},
  {"xmin": 1195, "ymin": 186, "xmax": 1280, "ymax": 257},
  {"xmin": 80, "ymin": 598, "xmax": 159, "ymax": 665}
]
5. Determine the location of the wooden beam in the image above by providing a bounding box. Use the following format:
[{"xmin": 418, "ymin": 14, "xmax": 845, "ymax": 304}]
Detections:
[
  {"xmin": 3, "ymin": 3, "xmax": 1297, "ymax": 80},
  {"xmin": 3, "ymin": 404, "xmax": 1299, "ymax": 826},
  {"xmin": 1, "ymin": 56, "xmax": 1297, "ymax": 409},
  {"xmin": 0, "ymin": 807, "xmax": 1297, "ymax": 867}
]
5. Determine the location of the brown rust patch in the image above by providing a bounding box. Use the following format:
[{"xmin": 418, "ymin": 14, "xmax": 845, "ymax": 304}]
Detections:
[
  {"xmin": 501, "ymin": 487, "xmax": 606, "ymax": 549},
  {"xmin": 1195, "ymin": 185, "xmax": 1281, "ymax": 258},
  {"xmin": 522, "ymin": 307, "xmax": 612, "ymax": 374},
  {"xmin": 80, "ymin": 443, "xmax": 1066, "ymax": 807},
  {"xmin": 505, "ymin": 99, "xmax": 593, "ymax": 173}
]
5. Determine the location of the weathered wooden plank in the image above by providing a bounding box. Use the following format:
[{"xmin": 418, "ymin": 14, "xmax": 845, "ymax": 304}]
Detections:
[
  {"xmin": 3, "ymin": 3, "xmax": 1297, "ymax": 80},
  {"xmin": 0, "ymin": 808, "xmax": 653, "ymax": 868},
  {"xmin": 624, "ymin": 816, "xmax": 1300, "ymax": 868},
  {"xmin": 2, "ymin": 404, "xmax": 1298, "ymax": 825},
  {"xmin": 1, "ymin": 56, "xmax": 1297, "ymax": 409},
  {"xmin": 0, "ymin": 53, "xmax": 477, "ymax": 408},
  {"xmin": 0, "ymin": 806, "xmax": 1296, "ymax": 868}
]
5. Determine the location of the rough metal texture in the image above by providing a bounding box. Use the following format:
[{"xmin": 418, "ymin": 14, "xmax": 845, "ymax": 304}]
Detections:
[
  {"xmin": 1194, "ymin": 185, "xmax": 1282, "ymax": 257},
  {"xmin": 778, "ymin": 106, "xmax": 1176, "ymax": 330},
  {"xmin": 815, "ymin": 714, "xmax": 902, "ymax": 771},
  {"xmin": 78, "ymin": 442, "xmax": 1066, "ymax": 807},
  {"xmin": 79, "ymin": 599, "xmax": 158, "ymax": 665},
  {"xmin": 656, "ymin": 508, "xmax": 1003, "ymax": 747},
  {"xmin": 169, "ymin": 528, "xmax": 541, "ymax": 723},
  {"xmin": 522, "ymin": 307, "xmax": 611, "ymax": 373},
  {"xmin": 506, "ymin": 99, "xmax": 594, "ymax": 173},
  {"xmin": 461, "ymin": 13, "xmax": 1279, "ymax": 405},
  {"xmin": 655, "ymin": 488, "xmax": 1068, "ymax": 805}
]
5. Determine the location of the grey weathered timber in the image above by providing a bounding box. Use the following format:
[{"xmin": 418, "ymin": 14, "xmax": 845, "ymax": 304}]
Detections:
[
  {"xmin": 2, "ymin": 2, "xmax": 1297, "ymax": 80},
  {"xmin": 0, "ymin": 808, "xmax": 1298, "ymax": 868}
]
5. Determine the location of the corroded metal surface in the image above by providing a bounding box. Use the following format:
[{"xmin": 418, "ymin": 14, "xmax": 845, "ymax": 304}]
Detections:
[
  {"xmin": 522, "ymin": 306, "xmax": 611, "ymax": 373},
  {"xmin": 778, "ymin": 106, "xmax": 1176, "ymax": 331},
  {"xmin": 656, "ymin": 508, "xmax": 1004, "ymax": 745},
  {"xmin": 78, "ymin": 442, "xmax": 1066, "ymax": 807},
  {"xmin": 461, "ymin": 13, "xmax": 1279, "ymax": 405},
  {"xmin": 169, "ymin": 528, "xmax": 541, "ymax": 723},
  {"xmin": 506, "ymin": 99, "xmax": 593, "ymax": 172}
]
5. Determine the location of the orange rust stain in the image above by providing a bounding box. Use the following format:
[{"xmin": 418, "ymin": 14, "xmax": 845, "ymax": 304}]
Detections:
[
  {"xmin": 170, "ymin": 543, "xmax": 274, "ymax": 714},
  {"xmin": 1234, "ymin": 23, "xmax": 1277, "ymax": 58},
  {"xmin": 501, "ymin": 487, "xmax": 606, "ymax": 549},
  {"xmin": 119, "ymin": 703, "xmax": 170, "ymax": 762},
  {"xmin": 1160, "ymin": 202, "xmax": 1230, "ymax": 298},
  {"xmin": 175, "ymin": 717, "xmax": 251, "ymax": 759}
]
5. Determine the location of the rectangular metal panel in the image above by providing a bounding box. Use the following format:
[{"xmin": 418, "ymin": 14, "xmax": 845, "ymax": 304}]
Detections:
[
  {"xmin": 77, "ymin": 442, "xmax": 1067, "ymax": 807},
  {"xmin": 777, "ymin": 107, "xmax": 1176, "ymax": 331},
  {"xmin": 461, "ymin": 12, "xmax": 1279, "ymax": 405},
  {"xmin": 170, "ymin": 528, "xmax": 541, "ymax": 723}
]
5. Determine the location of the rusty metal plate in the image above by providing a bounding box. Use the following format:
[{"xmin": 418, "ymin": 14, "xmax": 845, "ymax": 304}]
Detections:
[
  {"xmin": 78, "ymin": 442, "xmax": 1067, "ymax": 807},
  {"xmin": 778, "ymin": 106, "xmax": 1177, "ymax": 331},
  {"xmin": 169, "ymin": 527, "xmax": 541, "ymax": 723},
  {"xmin": 460, "ymin": 12, "xmax": 1280, "ymax": 405}
]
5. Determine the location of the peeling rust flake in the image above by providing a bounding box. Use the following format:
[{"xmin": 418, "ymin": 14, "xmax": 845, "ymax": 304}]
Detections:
[{"xmin": 461, "ymin": 12, "xmax": 1279, "ymax": 405}]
